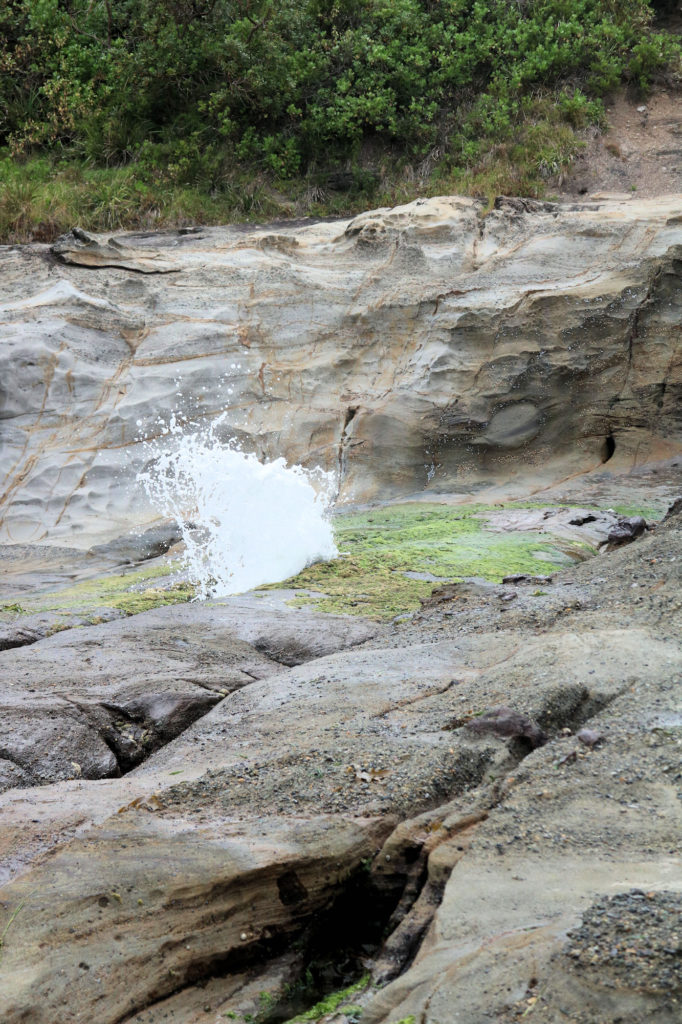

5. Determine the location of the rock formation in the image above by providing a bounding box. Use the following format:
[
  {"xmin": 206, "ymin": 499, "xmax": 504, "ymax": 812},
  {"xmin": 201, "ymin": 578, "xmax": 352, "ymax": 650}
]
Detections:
[
  {"xmin": 0, "ymin": 194, "xmax": 681, "ymax": 1024},
  {"xmin": 1, "ymin": 195, "xmax": 681, "ymax": 545},
  {"xmin": 0, "ymin": 500, "xmax": 679, "ymax": 1023}
]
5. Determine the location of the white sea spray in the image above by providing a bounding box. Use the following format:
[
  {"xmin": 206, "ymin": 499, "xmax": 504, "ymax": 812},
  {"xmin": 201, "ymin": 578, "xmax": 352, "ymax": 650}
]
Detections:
[{"xmin": 137, "ymin": 413, "xmax": 337, "ymax": 598}]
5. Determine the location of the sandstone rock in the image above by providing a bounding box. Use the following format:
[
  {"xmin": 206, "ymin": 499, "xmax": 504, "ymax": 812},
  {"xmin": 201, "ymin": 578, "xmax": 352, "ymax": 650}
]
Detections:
[
  {"xmin": 351, "ymin": 518, "xmax": 682, "ymax": 1024},
  {"xmin": 86, "ymin": 521, "xmax": 185, "ymax": 564},
  {"xmin": 51, "ymin": 227, "xmax": 181, "ymax": 272},
  {"xmin": 120, "ymin": 949, "xmax": 306, "ymax": 1024},
  {"xmin": 0, "ymin": 607, "xmax": 124, "ymax": 651},
  {"xmin": 663, "ymin": 495, "xmax": 682, "ymax": 519},
  {"xmin": 1, "ymin": 196, "xmax": 681, "ymax": 545},
  {"xmin": 483, "ymin": 506, "xmax": 649, "ymax": 550},
  {"xmin": 1, "ymin": 194, "xmax": 681, "ymax": 1024},
  {"xmin": 0, "ymin": 543, "xmax": 102, "ymax": 600},
  {"xmin": 0, "ymin": 512, "xmax": 679, "ymax": 1023},
  {"xmin": 0, "ymin": 596, "xmax": 379, "ymax": 789},
  {"xmin": 183, "ymin": 589, "xmax": 380, "ymax": 665},
  {"xmin": 0, "ymin": 811, "xmax": 388, "ymax": 1024},
  {"xmin": 0, "ymin": 604, "xmax": 280, "ymax": 788}
]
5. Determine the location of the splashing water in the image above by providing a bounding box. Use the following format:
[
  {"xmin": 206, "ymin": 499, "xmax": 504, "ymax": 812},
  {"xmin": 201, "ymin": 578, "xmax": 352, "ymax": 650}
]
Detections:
[{"xmin": 137, "ymin": 415, "xmax": 338, "ymax": 598}]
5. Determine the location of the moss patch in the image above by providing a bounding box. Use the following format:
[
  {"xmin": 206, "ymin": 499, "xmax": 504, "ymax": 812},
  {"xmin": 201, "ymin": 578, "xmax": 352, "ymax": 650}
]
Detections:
[
  {"xmin": 606, "ymin": 503, "xmax": 661, "ymax": 519},
  {"xmin": 15, "ymin": 563, "xmax": 195, "ymax": 618},
  {"xmin": 281, "ymin": 974, "xmax": 370, "ymax": 1024},
  {"xmin": 8, "ymin": 500, "xmax": 640, "ymax": 624},
  {"xmin": 267, "ymin": 502, "xmax": 587, "ymax": 619}
]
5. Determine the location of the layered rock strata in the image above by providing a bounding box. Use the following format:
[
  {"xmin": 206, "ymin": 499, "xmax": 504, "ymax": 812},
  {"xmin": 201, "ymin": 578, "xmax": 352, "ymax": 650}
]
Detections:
[{"xmin": 1, "ymin": 195, "xmax": 681, "ymax": 544}]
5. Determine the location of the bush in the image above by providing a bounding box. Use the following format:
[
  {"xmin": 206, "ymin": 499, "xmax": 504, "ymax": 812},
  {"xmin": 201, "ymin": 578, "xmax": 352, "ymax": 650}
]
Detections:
[{"xmin": 0, "ymin": 1, "xmax": 679, "ymax": 236}]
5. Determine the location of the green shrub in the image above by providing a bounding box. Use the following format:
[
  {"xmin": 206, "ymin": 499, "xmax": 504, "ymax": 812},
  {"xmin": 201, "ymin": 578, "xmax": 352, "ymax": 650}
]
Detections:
[{"xmin": 0, "ymin": 1, "xmax": 679, "ymax": 237}]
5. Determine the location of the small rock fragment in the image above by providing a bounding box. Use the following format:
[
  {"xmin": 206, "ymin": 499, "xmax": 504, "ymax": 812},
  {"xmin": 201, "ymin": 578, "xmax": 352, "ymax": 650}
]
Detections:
[
  {"xmin": 465, "ymin": 706, "xmax": 547, "ymax": 749},
  {"xmin": 606, "ymin": 516, "xmax": 647, "ymax": 546},
  {"xmin": 502, "ymin": 574, "xmax": 554, "ymax": 585},
  {"xmin": 577, "ymin": 728, "xmax": 604, "ymax": 748}
]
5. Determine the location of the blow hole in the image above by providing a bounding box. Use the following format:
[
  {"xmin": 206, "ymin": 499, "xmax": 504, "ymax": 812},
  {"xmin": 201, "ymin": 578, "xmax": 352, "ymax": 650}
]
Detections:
[
  {"xmin": 601, "ymin": 434, "xmax": 616, "ymax": 464},
  {"xmin": 263, "ymin": 863, "xmax": 399, "ymax": 1023}
]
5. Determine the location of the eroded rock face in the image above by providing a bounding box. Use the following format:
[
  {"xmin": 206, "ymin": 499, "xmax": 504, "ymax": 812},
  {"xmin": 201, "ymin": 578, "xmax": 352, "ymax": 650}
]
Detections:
[
  {"xmin": 0, "ymin": 512, "xmax": 680, "ymax": 1023},
  {"xmin": 1, "ymin": 195, "xmax": 681, "ymax": 545},
  {"xmin": 0, "ymin": 597, "xmax": 379, "ymax": 789},
  {"xmin": 0, "ymin": 605, "xmax": 280, "ymax": 786},
  {"xmin": 1, "ymin": 197, "xmax": 681, "ymax": 1024},
  {"xmin": 51, "ymin": 227, "xmax": 181, "ymax": 273}
]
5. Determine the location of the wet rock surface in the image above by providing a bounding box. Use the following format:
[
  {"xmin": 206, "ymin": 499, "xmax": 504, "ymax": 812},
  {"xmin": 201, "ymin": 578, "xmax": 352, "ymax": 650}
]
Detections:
[
  {"xmin": 175, "ymin": 590, "xmax": 381, "ymax": 666},
  {"xmin": 0, "ymin": 606, "xmax": 279, "ymax": 787},
  {"xmin": 86, "ymin": 522, "xmax": 186, "ymax": 565},
  {"xmin": 0, "ymin": 607, "xmax": 125, "ymax": 650},
  {"xmin": 0, "ymin": 496, "xmax": 679, "ymax": 1023},
  {"xmin": 0, "ymin": 596, "xmax": 380, "ymax": 790}
]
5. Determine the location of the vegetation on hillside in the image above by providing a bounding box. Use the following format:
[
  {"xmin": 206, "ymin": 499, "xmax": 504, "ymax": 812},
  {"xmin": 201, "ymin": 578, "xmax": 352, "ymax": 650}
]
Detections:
[{"xmin": 0, "ymin": 1, "xmax": 680, "ymax": 239}]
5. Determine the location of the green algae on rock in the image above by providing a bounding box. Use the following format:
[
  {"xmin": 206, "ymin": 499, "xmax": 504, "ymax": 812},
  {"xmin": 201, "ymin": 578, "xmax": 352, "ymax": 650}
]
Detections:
[
  {"xmin": 7, "ymin": 504, "xmax": 594, "ymax": 623},
  {"xmin": 5, "ymin": 502, "xmax": 648, "ymax": 625},
  {"xmin": 271, "ymin": 503, "xmax": 588, "ymax": 619},
  {"xmin": 280, "ymin": 974, "xmax": 370, "ymax": 1024},
  {"xmin": 14, "ymin": 563, "xmax": 196, "ymax": 619}
]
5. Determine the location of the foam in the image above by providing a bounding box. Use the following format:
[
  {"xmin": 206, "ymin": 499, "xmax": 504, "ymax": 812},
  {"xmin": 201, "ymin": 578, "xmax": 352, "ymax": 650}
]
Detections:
[{"xmin": 138, "ymin": 415, "xmax": 337, "ymax": 598}]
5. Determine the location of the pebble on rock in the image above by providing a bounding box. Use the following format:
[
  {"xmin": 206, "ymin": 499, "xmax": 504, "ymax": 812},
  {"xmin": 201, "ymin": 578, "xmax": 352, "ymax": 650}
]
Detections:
[{"xmin": 577, "ymin": 728, "xmax": 605, "ymax": 748}]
